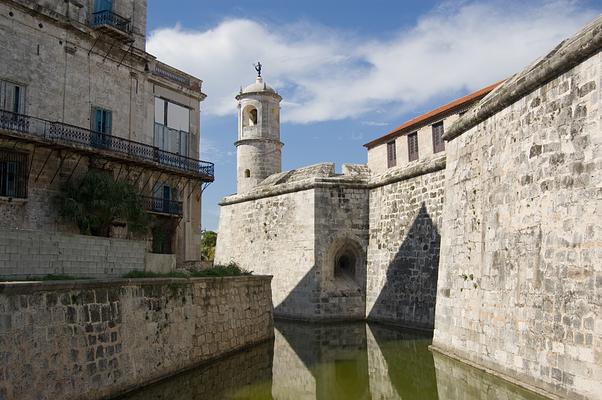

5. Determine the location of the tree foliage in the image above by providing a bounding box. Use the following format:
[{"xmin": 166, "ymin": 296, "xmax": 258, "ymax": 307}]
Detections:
[
  {"xmin": 201, "ymin": 230, "xmax": 217, "ymax": 261},
  {"xmin": 59, "ymin": 170, "xmax": 150, "ymax": 237}
]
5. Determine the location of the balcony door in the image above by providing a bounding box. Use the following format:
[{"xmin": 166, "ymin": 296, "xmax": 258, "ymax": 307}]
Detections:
[
  {"xmin": 94, "ymin": 0, "xmax": 112, "ymax": 13},
  {"xmin": 90, "ymin": 107, "xmax": 112, "ymax": 149},
  {"xmin": 154, "ymin": 97, "xmax": 190, "ymax": 167}
]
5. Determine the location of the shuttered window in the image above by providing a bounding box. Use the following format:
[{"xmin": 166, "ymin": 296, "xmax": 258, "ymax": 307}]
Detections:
[
  {"xmin": 432, "ymin": 122, "xmax": 445, "ymax": 153},
  {"xmin": 408, "ymin": 132, "xmax": 419, "ymax": 162},
  {"xmin": 386, "ymin": 141, "xmax": 396, "ymax": 168},
  {"xmin": 0, "ymin": 80, "xmax": 26, "ymax": 114}
]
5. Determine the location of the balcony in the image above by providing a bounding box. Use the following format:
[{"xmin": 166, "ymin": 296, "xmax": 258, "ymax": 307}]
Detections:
[
  {"xmin": 0, "ymin": 110, "xmax": 214, "ymax": 182},
  {"xmin": 142, "ymin": 196, "xmax": 183, "ymax": 217},
  {"xmin": 153, "ymin": 64, "xmax": 191, "ymax": 87},
  {"xmin": 90, "ymin": 10, "xmax": 132, "ymax": 40}
]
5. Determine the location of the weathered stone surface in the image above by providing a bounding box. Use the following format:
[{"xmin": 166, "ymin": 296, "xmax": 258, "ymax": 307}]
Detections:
[
  {"xmin": 0, "ymin": 276, "xmax": 274, "ymax": 400},
  {"xmin": 0, "ymin": 228, "xmax": 145, "ymax": 278},
  {"xmin": 433, "ymin": 36, "xmax": 602, "ymax": 400},
  {"xmin": 366, "ymin": 158, "xmax": 445, "ymax": 330},
  {"xmin": 216, "ymin": 170, "xmax": 369, "ymax": 321}
]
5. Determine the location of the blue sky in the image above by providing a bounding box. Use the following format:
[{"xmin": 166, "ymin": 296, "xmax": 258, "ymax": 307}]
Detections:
[{"xmin": 146, "ymin": 0, "xmax": 601, "ymax": 231}]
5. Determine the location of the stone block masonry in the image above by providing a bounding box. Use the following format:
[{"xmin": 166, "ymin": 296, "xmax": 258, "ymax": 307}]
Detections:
[
  {"xmin": 432, "ymin": 17, "xmax": 602, "ymax": 400},
  {"xmin": 366, "ymin": 157, "xmax": 446, "ymax": 330},
  {"xmin": 0, "ymin": 229, "xmax": 145, "ymax": 278},
  {"xmin": 0, "ymin": 276, "xmax": 274, "ymax": 400}
]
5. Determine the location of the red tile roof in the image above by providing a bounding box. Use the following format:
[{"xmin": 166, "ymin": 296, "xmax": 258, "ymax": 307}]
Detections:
[{"xmin": 363, "ymin": 81, "xmax": 503, "ymax": 149}]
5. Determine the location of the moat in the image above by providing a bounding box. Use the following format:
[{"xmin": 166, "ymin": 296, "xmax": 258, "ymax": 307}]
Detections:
[{"xmin": 118, "ymin": 321, "xmax": 546, "ymax": 400}]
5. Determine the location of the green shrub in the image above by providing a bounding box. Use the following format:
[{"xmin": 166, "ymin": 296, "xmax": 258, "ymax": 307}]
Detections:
[{"xmin": 58, "ymin": 170, "xmax": 150, "ymax": 237}]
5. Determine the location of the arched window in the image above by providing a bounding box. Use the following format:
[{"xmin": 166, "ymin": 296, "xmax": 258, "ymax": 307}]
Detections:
[
  {"xmin": 244, "ymin": 169, "xmax": 251, "ymax": 178},
  {"xmin": 242, "ymin": 105, "xmax": 258, "ymax": 128}
]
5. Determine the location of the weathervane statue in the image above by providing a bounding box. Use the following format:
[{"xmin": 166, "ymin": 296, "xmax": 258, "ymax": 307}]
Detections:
[{"xmin": 254, "ymin": 61, "xmax": 262, "ymax": 77}]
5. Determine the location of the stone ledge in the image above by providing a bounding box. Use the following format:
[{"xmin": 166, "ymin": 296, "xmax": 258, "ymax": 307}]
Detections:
[
  {"xmin": 219, "ymin": 176, "xmax": 369, "ymax": 206},
  {"xmin": 0, "ymin": 275, "xmax": 273, "ymax": 295},
  {"xmin": 445, "ymin": 14, "xmax": 602, "ymax": 141}
]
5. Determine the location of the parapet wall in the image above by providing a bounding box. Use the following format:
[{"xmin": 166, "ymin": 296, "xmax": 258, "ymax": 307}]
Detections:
[
  {"xmin": 0, "ymin": 229, "xmax": 145, "ymax": 278},
  {"xmin": 432, "ymin": 31, "xmax": 602, "ymax": 400},
  {"xmin": 0, "ymin": 276, "xmax": 274, "ymax": 400}
]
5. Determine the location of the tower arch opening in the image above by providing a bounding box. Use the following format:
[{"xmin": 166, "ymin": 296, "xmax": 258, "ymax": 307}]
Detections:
[
  {"xmin": 244, "ymin": 169, "xmax": 251, "ymax": 178},
  {"xmin": 242, "ymin": 105, "xmax": 258, "ymax": 127}
]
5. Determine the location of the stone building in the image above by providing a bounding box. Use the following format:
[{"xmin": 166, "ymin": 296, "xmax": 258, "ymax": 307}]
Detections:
[
  {"xmin": 0, "ymin": 0, "xmax": 214, "ymax": 277},
  {"xmin": 215, "ymin": 69, "xmax": 498, "ymax": 325}
]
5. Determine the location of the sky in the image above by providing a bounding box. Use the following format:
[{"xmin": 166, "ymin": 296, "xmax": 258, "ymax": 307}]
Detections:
[{"xmin": 146, "ymin": 0, "xmax": 601, "ymax": 231}]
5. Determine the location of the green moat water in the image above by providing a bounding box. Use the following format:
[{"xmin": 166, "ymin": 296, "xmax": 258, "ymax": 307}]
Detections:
[{"xmin": 119, "ymin": 321, "xmax": 547, "ymax": 400}]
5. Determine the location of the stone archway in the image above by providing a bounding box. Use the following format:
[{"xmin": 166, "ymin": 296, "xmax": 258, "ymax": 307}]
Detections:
[{"xmin": 324, "ymin": 237, "xmax": 365, "ymax": 291}]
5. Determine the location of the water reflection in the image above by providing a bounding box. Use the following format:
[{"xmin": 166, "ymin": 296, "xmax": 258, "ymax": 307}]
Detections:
[{"xmin": 118, "ymin": 321, "xmax": 547, "ymax": 400}]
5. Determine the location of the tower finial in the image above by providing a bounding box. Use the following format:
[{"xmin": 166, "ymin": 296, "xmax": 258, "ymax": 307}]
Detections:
[{"xmin": 254, "ymin": 61, "xmax": 262, "ymax": 77}]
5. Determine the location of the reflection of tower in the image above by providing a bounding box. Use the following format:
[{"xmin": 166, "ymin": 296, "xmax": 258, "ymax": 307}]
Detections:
[{"xmin": 235, "ymin": 72, "xmax": 283, "ymax": 194}]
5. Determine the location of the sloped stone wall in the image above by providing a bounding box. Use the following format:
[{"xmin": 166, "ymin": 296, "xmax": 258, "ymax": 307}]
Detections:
[
  {"xmin": 432, "ymin": 49, "xmax": 602, "ymax": 399},
  {"xmin": 0, "ymin": 276, "xmax": 274, "ymax": 400}
]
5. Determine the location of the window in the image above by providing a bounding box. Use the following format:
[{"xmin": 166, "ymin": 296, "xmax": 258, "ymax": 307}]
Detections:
[
  {"xmin": 0, "ymin": 80, "xmax": 25, "ymax": 114},
  {"xmin": 0, "ymin": 150, "xmax": 27, "ymax": 198},
  {"xmin": 408, "ymin": 132, "xmax": 419, "ymax": 162},
  {"xmin": 90, "ymin": 107, "xmax": 112, "ymax": 149},
  {"xmin": 386, "ymin": 141, "xmax": 396, "ymax": 168},
  {"xmin": 93, "ymin": 0, "xmax": 113, "ymax": 13},
  {"xmin": 154, "ymin": 98, "xmax": 190, "ymax": 156},
  {"xmin": 244, "ymin": 169, "xmax": 251, "ymax": 178},
  {"xmin": 432, "ymin": 122, "xmax": 445, "ymax": 153}
]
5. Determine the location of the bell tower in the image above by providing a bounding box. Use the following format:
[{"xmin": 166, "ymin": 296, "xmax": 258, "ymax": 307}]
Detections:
[{"xmin": 235, "ymin": 63, "xmax": 283, "ymax": 194}]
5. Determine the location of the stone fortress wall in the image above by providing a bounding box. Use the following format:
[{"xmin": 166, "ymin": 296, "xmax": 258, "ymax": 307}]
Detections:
[
  {"xmin": 216, "ymin": 163, "xmax": 370, "ymax": 321},
  {"xmin": 366, "ymin": 157, "xmax": 446, "ymax": 330},
  {"xmin": 0, "ymin": 275, "xmax": 274, "ymax": 400},
  {"xmin": 432, "ymin": 16, "xmax": 602, "ymax": 400}
]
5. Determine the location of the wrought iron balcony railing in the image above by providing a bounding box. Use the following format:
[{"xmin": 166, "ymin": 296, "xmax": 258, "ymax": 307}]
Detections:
[
  {"xmin": 153, "ymin": 64, "xmax": 191, "ymax": 87},
  {"xmin": 0, "ymin": 110, "xmax": 214, "ymax": 181},
  {"xmin": 142, "ymin": 196, "xmax": 183, "ymax": 217},
  {"xmin": 90, "ymin": 10, "xmax": 132, "ymax": 34}
]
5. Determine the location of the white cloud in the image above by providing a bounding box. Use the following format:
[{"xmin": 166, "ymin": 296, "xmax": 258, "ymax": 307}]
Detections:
[{"xmin": 147, "ymin": 1, "xmax": 598, "ymax": 124}]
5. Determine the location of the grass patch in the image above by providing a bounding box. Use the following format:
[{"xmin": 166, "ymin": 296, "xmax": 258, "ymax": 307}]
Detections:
[{"xmin": 122, "ymin": 263, "xmax": 252, "ymax": 279}]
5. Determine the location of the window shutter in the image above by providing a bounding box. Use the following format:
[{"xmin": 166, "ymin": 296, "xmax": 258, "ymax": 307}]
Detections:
[
  {"xmin": 105, "ymin": 110, "xmax": 112, "ymax": 134},
  {"xmin": 408, "ymin": 132, "xmax": 419, "ymax": 161}
]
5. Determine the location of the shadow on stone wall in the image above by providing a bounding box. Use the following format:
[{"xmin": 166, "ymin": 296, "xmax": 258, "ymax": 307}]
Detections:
[
  {"xmin": 368, "ymin": 203, "xmax": 441, "ymax": 329},
  {"xmin": 274, "ymin": 265, "xmax": 320, "ymax": 319}
]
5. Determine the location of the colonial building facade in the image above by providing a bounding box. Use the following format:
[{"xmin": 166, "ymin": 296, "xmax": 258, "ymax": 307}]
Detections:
[{"xmin": 0, "ymin": 0, "xmax": 213, "ymax": 277}]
